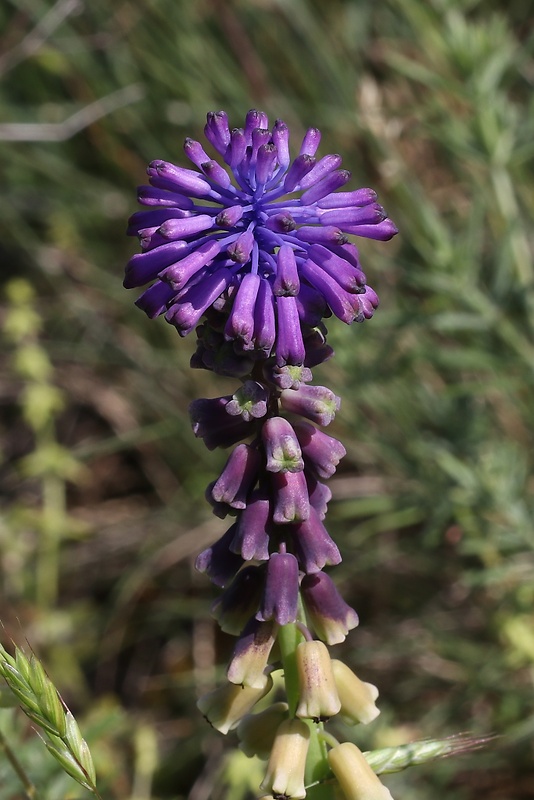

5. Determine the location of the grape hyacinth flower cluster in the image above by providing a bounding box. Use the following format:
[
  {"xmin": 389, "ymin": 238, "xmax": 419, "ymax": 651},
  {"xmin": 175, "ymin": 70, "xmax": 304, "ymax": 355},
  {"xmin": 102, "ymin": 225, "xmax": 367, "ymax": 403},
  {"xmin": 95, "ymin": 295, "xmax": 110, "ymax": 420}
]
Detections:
[{"xmin": 125, "ymin": 109, "xmax": 399, "ymax": 800}]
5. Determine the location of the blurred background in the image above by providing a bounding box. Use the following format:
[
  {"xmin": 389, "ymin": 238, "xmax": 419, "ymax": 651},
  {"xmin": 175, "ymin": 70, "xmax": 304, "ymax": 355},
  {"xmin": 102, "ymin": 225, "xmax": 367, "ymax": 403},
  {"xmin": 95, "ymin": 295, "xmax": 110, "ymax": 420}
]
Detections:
[{"xmin": 1, "ymin": 0, "xmax": 534, "ymax": 797}]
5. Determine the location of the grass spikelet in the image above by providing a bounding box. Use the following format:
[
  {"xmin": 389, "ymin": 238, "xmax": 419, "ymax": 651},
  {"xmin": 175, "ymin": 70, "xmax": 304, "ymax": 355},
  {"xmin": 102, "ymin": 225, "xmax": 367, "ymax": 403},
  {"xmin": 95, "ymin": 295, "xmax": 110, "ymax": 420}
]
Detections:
[
  {"xmin": 364, "ymin": 733, "xmax": 495, "ymax": 775},
  {"xmin": 0, "ymin": 643, "xmax": 100, "ymax": 798}
]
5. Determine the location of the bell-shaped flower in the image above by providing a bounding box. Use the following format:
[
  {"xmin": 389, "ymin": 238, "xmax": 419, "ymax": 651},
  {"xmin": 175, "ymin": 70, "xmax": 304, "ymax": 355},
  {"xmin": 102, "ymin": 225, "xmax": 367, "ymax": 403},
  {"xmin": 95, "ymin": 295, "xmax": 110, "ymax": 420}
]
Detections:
[
  {"xmin": 237, "ymin": 702, "xmax": 289, "ymax": 760},
  {"xmin": 301, "ymin": 572, "xmax": 358, "ymax": 645},
  {"xmin": 209, "ymin": 443, "xmax": 260, "ymax": 511},
  {"xmin": 271, "ymin": 470, "xmax": 310, "ymax": 524},
  {"xmin": 280, "ymin": 384, "xmax": 340, "ymax": 427},
  {"xmin": 295, "ymin": 640, "xmax": 341, "ymax": 722},
  {"xmin": 230, "ymin": 489, "xmax": 271, "ymax": 561},
  {"xmin": 331, "ymin": 660, "xmax": 380, "ymax": 725},
  {"xmin": 227, "ymin": 618, "xmax": 277, "ymax": 689},
  {"xmin": 262, "ymin": 417, "xmax": 304, "ymax": 473},
  {"xmin": 260, "ymin": 718, "xmax": 310, "ymax": 800},
  {"xmin": 294, "ymin": 421, "xmax": 346, "ymax": 479},
  {"xmin": 257, "ymin": 552, "xmax": 299, "ymax": 626},
  {"xmin": 290, "ymin": 507, "xmax": 341, "ymax": 574},
  {"xmin": 328, "ymin": 742, "xmax": 394, "ymax": 800},
  {"xmin": 212, "ymin": 565, "xmax": 265, "ymax": 635},
  {"xmin": 197, "ymin": 673, "xmax": 273, "ymax": 735},
  {"xmin": 195, "ymin": 524, "xmax": 244, "ymax": 587}
]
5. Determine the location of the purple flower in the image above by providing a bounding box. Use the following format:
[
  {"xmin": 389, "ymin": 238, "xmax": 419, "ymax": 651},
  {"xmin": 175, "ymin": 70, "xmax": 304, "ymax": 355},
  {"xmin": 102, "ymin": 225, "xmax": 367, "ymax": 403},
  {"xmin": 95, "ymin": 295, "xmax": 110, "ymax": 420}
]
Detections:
[
  {"xmin": 262, "ymin": 417, "xmax": 304, "ymax": 474},
  {"xmin": 189, "ymin": 396, "xmax": 258, "ymax": 449},
  {"xmin": 257, "ymin": 552, "xmax": 300, "ymax": 626},
  {"xmin": 231, "ymin": 488, "xmax": 272, "ymax": 561},
  {"xmin": 293, "ymin": 421, "xmax": 346, "ymax": 479},
  {"xmin": 212, "ymin": 565, "xmax": 265, "ymax": 635},
  {"xmin": 300, "ymin": 572, "xmax": 359, "ymax": 645},
  {"xmin": 280, "ymin": 384, "xmax": 341, "ymax": 427},
  {"xmin": 290, "ymin": 507, "xmax": 341, "ymax": 574},
  {"xmin": 208, "ymin": 443, "xmax": 260, "ymax": 511},
  {"xmin": 225, "ymin": 380, "xmax": 269, "ymax": 421},
  {"xmin": 125, "ymin": 110, "xmax": 397, "ymax": 357},
  {"xmin": 306, "ymin": 475, "xmax": 332, "ymax": 520},
  {"xmin": 195, "ymin": 524, "xmax": 245, "ymax": 588},
  {"xmin": 271, "ymin": 469, "xmax": 310, "ymax": 524}
]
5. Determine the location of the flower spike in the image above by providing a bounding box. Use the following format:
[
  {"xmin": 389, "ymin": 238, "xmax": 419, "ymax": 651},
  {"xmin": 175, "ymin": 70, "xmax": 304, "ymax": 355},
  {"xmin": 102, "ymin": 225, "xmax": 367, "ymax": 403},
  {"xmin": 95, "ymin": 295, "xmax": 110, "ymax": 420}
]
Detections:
[{"xmin": 124, "ymin": 109, "xmax": 408, "ymax": 800}]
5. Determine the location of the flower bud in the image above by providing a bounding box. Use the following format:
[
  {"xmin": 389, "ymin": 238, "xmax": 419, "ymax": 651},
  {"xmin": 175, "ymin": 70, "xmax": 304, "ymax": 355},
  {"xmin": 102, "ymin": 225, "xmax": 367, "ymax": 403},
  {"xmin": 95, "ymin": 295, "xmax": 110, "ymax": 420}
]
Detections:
[
  {"xmin": 197, "ymin": 674, "xmax": 273, "ymax": 735},
  {"xmin": 273, "ymin": 244, "xmax": 300, "ymax": 297},
  {"xmin": 236, "ymin": 702, "xmax": 289, "ymax": 759},
  {"xmin": 328, "ymin": 742, "xmax": 394, "ymax": 800},
  {"xmin": 331, "ymin": 660, "xmax": 380, "ymax": 725},
  {"xmin": 275, "ymin": 295, "xmax": 306, "ymax": 366},
  {"xmin": 295, "ymin": 640, "xmax": 341, "ymax": 722},
  {"xmin": 261, "ymin": 718, "xmax": 310, "ymax": 799},
  {"xmin": 224, "ymin": 273, "xmax": 260, "ymax": 342}
]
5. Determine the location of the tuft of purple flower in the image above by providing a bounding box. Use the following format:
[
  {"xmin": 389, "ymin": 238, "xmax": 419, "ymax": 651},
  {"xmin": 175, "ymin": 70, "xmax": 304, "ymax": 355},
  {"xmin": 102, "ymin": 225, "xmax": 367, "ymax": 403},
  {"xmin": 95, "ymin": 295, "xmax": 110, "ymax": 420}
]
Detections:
[{"xmin": 125, "ymin": 109, "xmax": 397, "ymax": 376}]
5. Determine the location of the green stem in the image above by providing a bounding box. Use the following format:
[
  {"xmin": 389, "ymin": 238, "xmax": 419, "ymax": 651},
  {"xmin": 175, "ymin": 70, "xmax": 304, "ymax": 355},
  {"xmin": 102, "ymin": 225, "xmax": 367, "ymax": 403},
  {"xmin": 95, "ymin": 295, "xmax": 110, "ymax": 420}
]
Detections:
[
  {"xmin": 277, "ymin": 623, "xmax": 334, "ymax": 800},
  {"xmin": 277, "ymin": 622, "xmax": 303, "ymax": 717}
]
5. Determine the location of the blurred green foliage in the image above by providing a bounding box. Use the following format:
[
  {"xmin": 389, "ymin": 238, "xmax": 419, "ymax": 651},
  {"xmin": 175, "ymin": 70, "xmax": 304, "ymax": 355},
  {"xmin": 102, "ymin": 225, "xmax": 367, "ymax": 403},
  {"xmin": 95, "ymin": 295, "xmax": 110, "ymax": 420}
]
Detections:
[{"xmin": 1, "ymin": 0, "xmax": 533, "ymax": 798}]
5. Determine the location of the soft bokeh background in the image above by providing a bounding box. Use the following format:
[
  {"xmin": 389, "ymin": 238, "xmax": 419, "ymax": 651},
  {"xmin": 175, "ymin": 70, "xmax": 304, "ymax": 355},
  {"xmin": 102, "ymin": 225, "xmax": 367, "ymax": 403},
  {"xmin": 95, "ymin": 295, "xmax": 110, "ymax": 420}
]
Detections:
[{"xmin": 1, "ymin": 0, "xmax": 534, "ymax": 798}]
